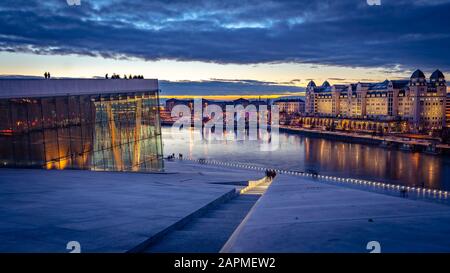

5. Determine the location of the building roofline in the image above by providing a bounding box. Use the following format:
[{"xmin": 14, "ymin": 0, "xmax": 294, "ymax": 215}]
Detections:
[{"xmin": 0, "ymin": 79, "xmax": 159, "ymax": 99}]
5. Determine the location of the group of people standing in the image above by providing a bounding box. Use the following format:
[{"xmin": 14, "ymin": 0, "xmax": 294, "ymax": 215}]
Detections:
[
  {"xmin": 43, "ymin": 72, "xmax": 144, "ymax": 80},
  {"xmin": 167, "ymin": 153, "xmax": 183, "ymax": 160},
  {"xmin": 106, "ymin": 73, "xmax": 144, "ymax": 79},
  {"xmin": 265, "ymin": 169, "xmax": 277, "ymax": 180}
]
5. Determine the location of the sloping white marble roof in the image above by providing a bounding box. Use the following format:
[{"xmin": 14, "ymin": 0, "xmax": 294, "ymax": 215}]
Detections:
[{"xmin": 0, "ymin": 79, "xmax": 159, "ymax": 99}]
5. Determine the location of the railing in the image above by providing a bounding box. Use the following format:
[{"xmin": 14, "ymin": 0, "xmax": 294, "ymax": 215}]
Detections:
[{"xmin": 179, "ymin": 157, "xmax": 450, "ymax": 201}]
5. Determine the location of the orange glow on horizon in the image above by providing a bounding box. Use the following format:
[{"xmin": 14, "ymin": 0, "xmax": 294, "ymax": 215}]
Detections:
[{"xmin": 159, "ymin": 93, "xmax": 305, "ymax": 100}]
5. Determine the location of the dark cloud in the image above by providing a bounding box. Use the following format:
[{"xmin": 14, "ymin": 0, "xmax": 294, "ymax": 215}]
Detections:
[
  {"xmin": 159, "ymin": 79, "xmax": 304, "ymax": 95},
  {"xmin": 0, "ymin": 0, "xmax": 449, "ymax": 71},
  {"xmin": 277, "ymin": 79, "xmax": 302, "ymax": 85},
  {"xmin": 0, "ymin": 74, "xmax": 42, "ymax": 79},
  {"xmin": 209, "ymin": 78, "xmax": 278, "ymax": 85},
  {"xmin": 328, "ymin": 78, "xmax": 347, "ymax": 81}
]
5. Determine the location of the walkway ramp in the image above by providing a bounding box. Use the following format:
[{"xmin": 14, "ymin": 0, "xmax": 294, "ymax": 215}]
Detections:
[{"xmin": 222, "ymin": 174, "xmax": 450, "ymax": 253}]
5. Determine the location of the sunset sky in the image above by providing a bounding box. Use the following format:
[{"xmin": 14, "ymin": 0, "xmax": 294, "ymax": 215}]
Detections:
[{"xmin": 0, "ymin": 0, "xmax": 449, "ymax": 96}]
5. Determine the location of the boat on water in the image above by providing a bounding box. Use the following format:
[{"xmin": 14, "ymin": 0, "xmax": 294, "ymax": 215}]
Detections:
[
  {"xmin": 379, "ymin": 140, "xmax": 394, "ymax": 149},
  {"xmin": 399, "ymin": 143, "xmax": 416, "ymax": 152},
  {"xmin": 424, "ymin": 144, "xmax": 442, "ymax": 155}
]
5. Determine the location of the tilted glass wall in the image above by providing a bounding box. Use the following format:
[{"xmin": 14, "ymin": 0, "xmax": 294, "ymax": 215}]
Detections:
[{"xmin": 0, "ymin": 92, "xmax": 163, "ymax": 172}]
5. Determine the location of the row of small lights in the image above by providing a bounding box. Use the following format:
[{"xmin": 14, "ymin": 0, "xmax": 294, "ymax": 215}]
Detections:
[{"xmin": 181, "ymin": 158, "xmax": 449, "ymax": 200}]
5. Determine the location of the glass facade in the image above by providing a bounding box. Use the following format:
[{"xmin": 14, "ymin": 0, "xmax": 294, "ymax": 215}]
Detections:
[{"xmin": 0, "ymin": 92, "xmax": 163, "ymax": 172}]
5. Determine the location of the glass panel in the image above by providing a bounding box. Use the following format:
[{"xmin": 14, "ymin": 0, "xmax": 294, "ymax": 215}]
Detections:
[
  {"xmin": 1, "ymin": 90, "xmax": 163, "ymax": 172},
  {"xmin": 0, "ymin": 100, "xmax": 13, "ymax": 166},
  {"xmin": 41, "ymin": 98, "xmax": 59, "ymax": 169},
  {"xmin": 55, "ymin": 97, "xmax": 71, "ymax": 169},
  {"xmin": 10, "ymin": 99, "xmax": 30, "ymax": 166},
  {"xmin": 69, "ymin": 96, "xmax": 84, "ymax": 169}
]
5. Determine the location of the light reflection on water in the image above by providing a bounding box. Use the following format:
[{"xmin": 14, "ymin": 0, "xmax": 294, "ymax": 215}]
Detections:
[{"xmin": 161, "ymin": 126, "xmax": 450, "ymax": 190}]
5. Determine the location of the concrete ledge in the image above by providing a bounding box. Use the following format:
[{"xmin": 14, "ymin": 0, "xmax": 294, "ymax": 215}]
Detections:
[{"xmin": 128, "ymin": 189, "xmax": 238, "ymax": 253}]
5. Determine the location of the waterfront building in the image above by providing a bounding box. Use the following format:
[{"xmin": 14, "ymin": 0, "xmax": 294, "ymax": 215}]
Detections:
[
  {"xmin": 273, "ymin": 98, "xmax": 305, "ymax": 114},
  {"xmin": 304, "ymin": 69, "xmax": 447, "ymax": 133},
  {"xmin": 162, "ymin": 98, "xmax": 271, "ymax": 126},
  {"xmin": 0, "ymin": 79, "xmax": 164, "ymax": 171},
  {"xmin": 165, "ymin": 98, "xmax": 194, "ymax": 113},
  {"xmin": 164, "ymin": 98, "xmax": 268, "ymax": 113}
]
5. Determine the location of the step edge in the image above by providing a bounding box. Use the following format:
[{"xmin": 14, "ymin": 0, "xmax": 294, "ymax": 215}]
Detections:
[{"xmin": 127, "ymin": 188, "xmax": 238, "ymax": 253}]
